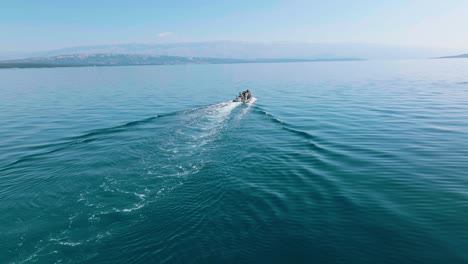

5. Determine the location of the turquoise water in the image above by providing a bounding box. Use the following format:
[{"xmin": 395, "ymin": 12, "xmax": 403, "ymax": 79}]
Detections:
[{"xmin": 1, "ymin": 60, "xmax": 468, "ymax": 263}]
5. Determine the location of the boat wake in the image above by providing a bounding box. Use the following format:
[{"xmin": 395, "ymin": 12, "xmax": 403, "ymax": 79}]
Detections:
[{"xmin": 6, "ymin": 99, "xmax": 256, "ymax": 264}]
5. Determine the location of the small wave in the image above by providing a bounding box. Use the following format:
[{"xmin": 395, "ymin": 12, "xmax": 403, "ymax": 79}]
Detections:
[
  {"xmin": 116, "ymin": 203, "xmax": 145, "ymax": 213},
  {"xmin": 251, "ymin": 105, "xmax": 373, "ymax": 171},
  {"xmin": 57, "ymin": 241, "xmax": 82, "ymax": 247},
  {"xmin": 253, "ymin": 106, "xmax": 318, "ymax": 142}
]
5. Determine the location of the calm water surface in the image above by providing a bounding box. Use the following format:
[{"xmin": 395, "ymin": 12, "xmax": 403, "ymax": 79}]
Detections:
[{"xmin": 1, "ymin": 60, "xmax": 468, "ymax": 263}]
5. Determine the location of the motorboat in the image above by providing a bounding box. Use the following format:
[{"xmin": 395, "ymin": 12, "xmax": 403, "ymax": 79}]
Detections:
[{"xmin": 233, "ymin": 90, "xmax": 252, "ymax": 103}]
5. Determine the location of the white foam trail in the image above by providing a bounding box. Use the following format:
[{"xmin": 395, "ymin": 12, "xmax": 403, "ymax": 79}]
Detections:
[
  {"xmin": 247, "ymin": 97, "xmax": 258, "ymax": 105},
  {"xmin": 236, "ymin": 97, "xmax": 257, "ymax": 119},
  {"xmin": 187, "ymin": 100, "xmax": 242, "ymax": 140}
]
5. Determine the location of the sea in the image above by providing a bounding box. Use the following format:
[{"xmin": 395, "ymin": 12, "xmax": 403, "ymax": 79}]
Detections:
[{"xmin": 1, "ymin": 60, "xmax": 467, "ymax": 264}]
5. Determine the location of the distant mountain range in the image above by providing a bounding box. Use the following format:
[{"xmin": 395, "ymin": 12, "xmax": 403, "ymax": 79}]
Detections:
[
  {"xmin": 436, "ymin": 53, "xmax": 468, "ymax": 59},
  {"xmin": 1, "ymin": 41, "xmax": 464, "ymax": 61},
  {"xmin": 0, "ymin": 53, "xmax": 364, "ymax": 69}
]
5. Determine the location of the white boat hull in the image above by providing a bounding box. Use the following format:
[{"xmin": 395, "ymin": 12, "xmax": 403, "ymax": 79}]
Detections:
[{"xmin": 233, "ymin": 96, "xmax": 253, "ymax": 103}]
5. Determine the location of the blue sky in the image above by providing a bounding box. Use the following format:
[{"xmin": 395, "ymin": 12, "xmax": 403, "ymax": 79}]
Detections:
[{"xmin": 2, "ymin": 0, "xmax": 468, "ymax": 52}]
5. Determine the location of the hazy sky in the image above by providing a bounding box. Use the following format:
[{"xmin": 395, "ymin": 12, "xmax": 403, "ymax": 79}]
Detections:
[{"xmin": 2, "ymin": 0, "xmax": 468, "ymax": 52}]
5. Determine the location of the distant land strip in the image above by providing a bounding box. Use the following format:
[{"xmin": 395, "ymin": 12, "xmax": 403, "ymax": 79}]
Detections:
[
  {"xmin": 0, "ymin": 63, "xmax": 78, "ymax": 69},
  {"xmin": 434, "ymin": 53, "xmax": 468, "ymax": 59},
  {"xmin": 0, "ymin": 54, "xmax": 365, "ymax": 69}
]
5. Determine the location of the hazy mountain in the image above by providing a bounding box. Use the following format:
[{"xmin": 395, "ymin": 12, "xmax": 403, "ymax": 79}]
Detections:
[
  {"xmin": 3, "ymin": 41, "xmax": 462, "ymax": 61},
  {"xmin": 0, "ymin": 53, "xmax": 363, "ymax": 69},
  {"xmin": 436, "ymin": 53, "xmax": 468, "ymax": 59}
]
